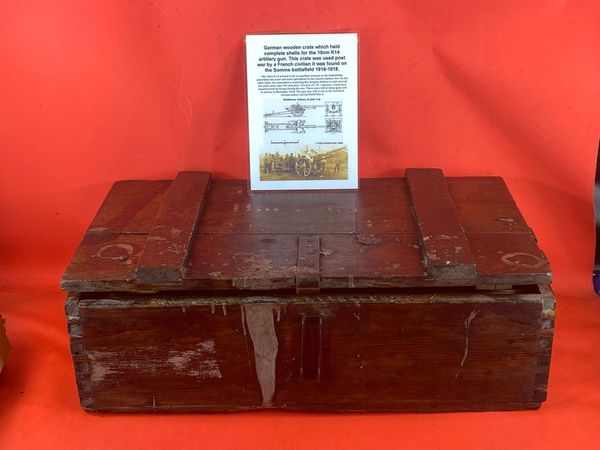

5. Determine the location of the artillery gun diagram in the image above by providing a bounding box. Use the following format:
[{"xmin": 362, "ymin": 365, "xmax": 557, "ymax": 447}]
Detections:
[
  {"xmin": 265, "ymin": 120, "xmax": 317, "ymax": 133},
  {"xmin": 325, "ymin": 118, "xmax": 342, "ymax": 133},
  {"xmin": 264, "ymin": 118, "xmax": 342, "ymax": 134},
  {"xmin": 264, "ymin": 101, "xmax": 342, "ymax": 118},
  {"xmin": 260, "ymin": 100, "xmax": 347, "ymax": 181},
  {"xmin": 263, "ymin": 100, "xmax": 343, "ymax": 134},
  {"xmin": 264, "ymin": 103, "xmax": 319, "ymax": 117},
  {"xmin": 324, "ymin": 101, "xmax": 342, "ymax": 116}
]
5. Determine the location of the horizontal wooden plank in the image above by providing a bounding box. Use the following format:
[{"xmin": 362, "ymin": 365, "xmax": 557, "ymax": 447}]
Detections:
[
  {"xmin": 62, "ymin": 175, "xmax": 551, "ymax": 292},
  {"xmin": 355, "ymin": 178, "xmax": 417, "ymax": 233},
  {"xmin": 197, "ymin": 179, "xmax": 417, "ymax": 235},
  {"xmin": 318, "ymin": 233, "xmax": 426, "ymax": 287},
  {"xmin": 62, "ymin": 233, "xmax": 145, "ymax": 291},
  {"xmin": 185, "ymin": 234, "xmax": 298, "ymax": 290},
  {"xmin": 446, "ymin": 177, "xmax": 531, "ymax": 233},
  {"xmin": 468, "ymin": 232, "xmax": 551, "ymax": 282},
  {"xmin": 88, "ymin": 180, "xmax": 171, "ymax": 234},
  {"xmin": 197, "ymin": 181, "xmax": 359, "ymax": 234},
  {"xmin": 71, "ymin": 289, "xmax": 551, "ymax": 411},
  {"xmin": 186, "ymin": 233, "xmax": 429, "ymax": 291},
  {"xmin": 187, "ymin": 231, "xmax": 543, "ymax": 290}
]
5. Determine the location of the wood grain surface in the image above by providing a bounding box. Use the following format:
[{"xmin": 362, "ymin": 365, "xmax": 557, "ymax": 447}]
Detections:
[
  {"xmin": 67, "ymin": 286, "xmax": 555, "ymax": 412},
  {"xmin": 62, "ymin": 171, "xmax": 551, "ymax": 292}
]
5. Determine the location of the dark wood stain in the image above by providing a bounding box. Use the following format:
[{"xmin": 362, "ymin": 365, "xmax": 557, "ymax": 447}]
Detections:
[
  {"xmin": 62, "ymin": 172, "xmax": 551, "ymax": 292},
  {"xmin": 406, "ymin": 168, "xmax": 477, "ymax": 281},
  {"xmin": 135, "ymin": 172, "xmax": 210, "ymax": 284},
  {"xmin": 66, "ymin": 287, "xmax": 554, "ymax": 412},
  {"xmin": 296, "ymin": 236, "xmax": 321, "ymax": 294},
  {"xmin": 62, "ymin": 169, "xmax": 555, "ymax": 412}
]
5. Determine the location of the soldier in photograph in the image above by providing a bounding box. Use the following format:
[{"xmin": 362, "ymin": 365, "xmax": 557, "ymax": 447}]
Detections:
[
  {"xmin": 274, "ymin": 151, "xmax": 281, "ymax": 173},
  {"xmin": 334, "ymin": 156, "xmax": 341, "ymax": 173},
  {"xmin": 317, "ymin": 159, "xmax": 326, "ymax": 175},
  {"xmin": 283, "ymin": 154, "xmax": 289, "ymax": 172}
]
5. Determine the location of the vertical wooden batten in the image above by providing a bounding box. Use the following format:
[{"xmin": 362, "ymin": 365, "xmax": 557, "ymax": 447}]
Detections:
[
  {"xmin": 135, "ymin": 172, "xmax": 211, "ymax": 285},
  {"xmin": 296, "ymin": 236, "xmax": 321, "ymax": 294},
  {"xmin": 406, "ymin": 168, "xmax": 477, "ymax": 281}
]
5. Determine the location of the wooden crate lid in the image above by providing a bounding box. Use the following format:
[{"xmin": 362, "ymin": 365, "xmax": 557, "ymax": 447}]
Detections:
[{"xmin": 61, "ymin": 169, "xmax": 551, "ymax": 293}]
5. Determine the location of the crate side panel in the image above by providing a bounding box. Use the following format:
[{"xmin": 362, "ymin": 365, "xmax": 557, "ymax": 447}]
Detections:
[
  {"xmin": 272, "ymin": 300, "xmax": 544, "ymax": 409},
  {"xmin": 78, "ymin": 302, "xmax": 261, "ymax": 410}
]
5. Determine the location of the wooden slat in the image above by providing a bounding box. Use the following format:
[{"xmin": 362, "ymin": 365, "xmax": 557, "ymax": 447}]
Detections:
[
  {"xmin": 467, "ymin": 232, "xmax": 551, "ymax": 282},
  {"xmin": 356, "ymin": 178, "xmax": 417, "ymax": 233},
  {"xmin": 296, "ymin": 236, "xmax": 321, "ymax": 294},
  {"xmin": 185, "ymin": 233, "xmax": 424, "ymax": 292},
  {"xmin": 446, "ymin": 177, "xmax": 530, "ymax": 233},
  {"xmin": 406, "ymin": 168, "xmax": 477, "ymax": 281},
  {"xmin": 197, "ymin": 181, "xmax": 358, "ymax": 234},
  {"xmin": 61, "ymin": 233, "xmax": 147, "ymax": 291},
  {"xmin": 62, "ymin": 175, "xmax": 552, "ymax": 292},
  {"xmin": 135, "ymin": 172, "xmax": 210, "ymax": 284},
  {"xmin": 72, "ymin": 289, "xmax": 552, "ymax": 411},
  {"xmin": 185, "ymin": 233, "xmax": 298, "ymax": 290},
  {"xmin": 196, "ymin": 179, "xmax": 416, "ymax": 235},
  {"xmin": 88, "ymin": 180, "xmax": 171, "ymax": 234},
  {"xmin": 319, "ymin": 233, "xmax": 426, "ymax": 287}
]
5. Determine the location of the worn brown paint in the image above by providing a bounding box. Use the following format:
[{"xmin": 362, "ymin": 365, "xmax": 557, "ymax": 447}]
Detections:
[
  {"xmin": 243, "ymin": 304, "xmax": 279, "ymax": 406},
  {"xmin": 406, "ymin": 168, "xmax": 477, "ymax": 280},
  {"xmin": 62, "ymin": 171, "xmax": 551, "ymax": 292},
  {"xmin": 66, "ymin": 287, "xmax": 554, "ymax": 411},
  {"xmin": 296, "ymin": 236, "xmax": 321, "ymax": 294},
  {"xmin": 62, "ymin": 169, "xmax": 555, "ymax": 412},
  {"xmin": 135, "ymin": 171, "xmax": 210, "ymax": 284}
]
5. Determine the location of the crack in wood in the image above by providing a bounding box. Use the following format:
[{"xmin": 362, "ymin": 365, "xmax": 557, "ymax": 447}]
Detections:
[{"xmin": 456, "ymin": 309, "xmax": 478, "ymax": 379}]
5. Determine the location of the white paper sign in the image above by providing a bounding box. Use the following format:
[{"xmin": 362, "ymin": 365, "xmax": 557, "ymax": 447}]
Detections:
[{"xmin": 245, "ymin": 33, "xmax": 358, "ymax": 190}]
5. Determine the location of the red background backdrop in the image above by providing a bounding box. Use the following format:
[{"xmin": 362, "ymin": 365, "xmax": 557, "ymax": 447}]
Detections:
[{"xmin": 1, "ymin": 1, "xmax": 600, "ymax": 448}]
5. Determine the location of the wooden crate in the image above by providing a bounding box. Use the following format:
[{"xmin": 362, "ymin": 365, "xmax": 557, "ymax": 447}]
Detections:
[{"xmin": 62, "ymin": 169, "xmax": 555, "ymax": 411}]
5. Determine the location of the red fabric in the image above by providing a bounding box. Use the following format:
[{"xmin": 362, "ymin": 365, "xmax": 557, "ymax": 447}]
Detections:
[{"xmin": 1, "ymin": 1, "xmax": 600, "ymax": 448}]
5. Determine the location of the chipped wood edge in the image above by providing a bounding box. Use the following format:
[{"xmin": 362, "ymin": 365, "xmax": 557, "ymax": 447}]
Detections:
[
  {"xmin": 533, "ymin": 285, "xmax": 556, "ymax": 403},
  {"xmin": 82, "ymin": 401, "xmax": 543, "ymax": 413},
  {"xmin": 77, "ymin": 288, "xmax": 548, "ymax": 309},
  {"xmin": 65, "ymin": 294, "xmax": 94, "ymax": 410},
  {"xmin": 67, "ymin": 285, "xmax": 554, "ymax": 412},
  {"xmin": 61, "ymin": 272, "xmax": 553, "ymax": 293},
  {"xmin": 405, "ymin": 168, "xmax": 477, "ymax": 281}
]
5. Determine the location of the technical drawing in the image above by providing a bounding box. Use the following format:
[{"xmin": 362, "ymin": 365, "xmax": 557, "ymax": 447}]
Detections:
[
  {"xmin": 264, "ymin": 103, "xmax": 320, "ymax": 118},
  {"xmin": 325, "ymin": 101, "xmax": 342, "ymax": 116},
  {"xmin": 264, "ymin": 120, "xmax": 317, "ymax": 133},
  {"xmin": 265, "ymin": 119, "xmax": 342, "ymax": 134},
  {"xmin": 264, "ymin": 101, "xmax": 343, "ymax": 119},
  {"xmin": 325, "ymin": 118, "xmax": 342, "ymax": 133}
]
